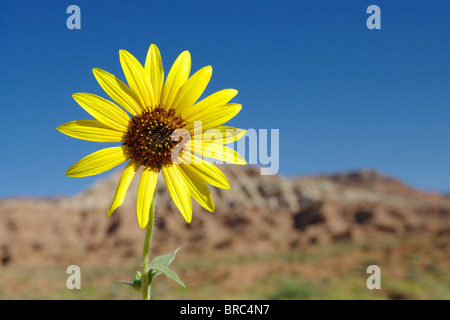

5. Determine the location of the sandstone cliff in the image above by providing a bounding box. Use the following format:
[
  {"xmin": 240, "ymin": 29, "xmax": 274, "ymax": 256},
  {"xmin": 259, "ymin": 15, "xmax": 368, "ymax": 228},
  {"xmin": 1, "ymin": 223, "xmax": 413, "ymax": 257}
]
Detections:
[{"xmin": 1, "ymin": 166, "xmax": 449, "ymax": 267}]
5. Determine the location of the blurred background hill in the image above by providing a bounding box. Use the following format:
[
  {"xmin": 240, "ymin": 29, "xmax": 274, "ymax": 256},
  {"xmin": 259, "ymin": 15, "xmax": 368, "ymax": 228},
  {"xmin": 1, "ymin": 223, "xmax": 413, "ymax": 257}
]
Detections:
[{"xmin": 1, "ymin": 165, "xmax": 449, "ymax": 299}]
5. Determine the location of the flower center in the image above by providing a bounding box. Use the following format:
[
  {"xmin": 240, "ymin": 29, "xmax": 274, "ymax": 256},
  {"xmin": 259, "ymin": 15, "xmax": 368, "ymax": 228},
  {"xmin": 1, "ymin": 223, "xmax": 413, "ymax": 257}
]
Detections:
[{"xmin": 122, "ymin": 105, "xmax": 187, "ymax": 171}]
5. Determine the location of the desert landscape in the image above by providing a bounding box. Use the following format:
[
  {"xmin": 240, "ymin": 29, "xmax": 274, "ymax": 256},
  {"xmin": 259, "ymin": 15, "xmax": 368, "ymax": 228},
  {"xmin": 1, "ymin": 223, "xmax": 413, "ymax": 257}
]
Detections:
[{"xmin": 1, "ymin": 165, "xmax": 449, "ymax": 299}]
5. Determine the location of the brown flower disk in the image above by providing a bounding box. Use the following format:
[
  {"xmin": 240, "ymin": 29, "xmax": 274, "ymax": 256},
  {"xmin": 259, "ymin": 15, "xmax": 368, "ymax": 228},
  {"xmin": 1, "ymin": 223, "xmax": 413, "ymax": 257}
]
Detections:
[{"xmin": 122, "ymin": 105, "xmax": 187, "ymax": 171}]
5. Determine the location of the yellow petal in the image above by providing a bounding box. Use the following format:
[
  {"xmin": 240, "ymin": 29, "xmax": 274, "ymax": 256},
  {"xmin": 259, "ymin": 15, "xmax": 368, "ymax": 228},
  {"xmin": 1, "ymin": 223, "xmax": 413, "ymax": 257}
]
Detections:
[
  {"xmin": 72, "ymin": 93, "xmax": 130, "ymax": 131},
  {"xmin": 179, "ymin": 165, "xmax": 215, "ymax": 212},
  {"xmin": 108, "ymin": 161, "xmax": 138, "ymax": 217},
  {"xmin": 136, "ymin": 167, "xmax": 158, "ymax": 228},
  {"xmin": 183, "ymin": 89, "xmax": 238, "ymax": 122},
  {"xmin": 66, "ymin": 146, "xmax": 128, "ymax": 177},
  {"xmin": 162, "ymin": 165, "xmax": 192, "ymax": 223},
  {"xmin": 172, "ymin": 65, "xmax": 212, "ymax": 116},
  {"xmin": 193, "ymin": 127, "xmax": 246, "ymax": 145},
  {"xmin": 144, "ymin": 44, "xmax": 164, "ymax": 105},
  {"xmin": 119, "ymin": 49, "xmax": 155, "ymax": 108},
  {"xmin": 187, "ymin": 142, "xmax": 247, "ymax": 165},
  {"xmin": 93, "ymin": 68, "xmax": 143, "ymax": 115},
  {"xmin": 57, "ymin": 120, "xmax": 125, "ymax": 142},
  {"xmin": 180, "ymin": 152, "xmax": 230, "ymax": 189},
  {"xmin": 160, "ymin": 51, "xmax": 191, "ymax": 109},
  {"xmin": 184, "ymin": 103, "xmax": 242, "ymax": 132}
]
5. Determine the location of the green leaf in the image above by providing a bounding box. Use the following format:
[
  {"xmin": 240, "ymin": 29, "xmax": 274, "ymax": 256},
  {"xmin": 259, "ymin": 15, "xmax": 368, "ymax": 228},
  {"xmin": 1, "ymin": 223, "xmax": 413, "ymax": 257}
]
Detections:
[
  {"xmin": 117, "ymin": 271, "xmax": 142, "ymax": 290},
  {"xmin": 149, "ymin": 265, "xmax": 186, "ymax": 289},
  {"xmin": 149, "ymin": 247, "xmax": 181, "ymax": 268},
  {"xmin": 149, "ymin": 247, "xmax": 181, "ymax": 277}
]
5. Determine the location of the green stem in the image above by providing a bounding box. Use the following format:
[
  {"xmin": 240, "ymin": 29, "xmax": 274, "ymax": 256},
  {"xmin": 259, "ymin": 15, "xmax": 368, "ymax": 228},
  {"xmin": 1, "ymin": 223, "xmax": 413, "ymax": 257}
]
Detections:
[{"xmin": 140, "ymin": 193, "xmax": 156, "ymax": 300}]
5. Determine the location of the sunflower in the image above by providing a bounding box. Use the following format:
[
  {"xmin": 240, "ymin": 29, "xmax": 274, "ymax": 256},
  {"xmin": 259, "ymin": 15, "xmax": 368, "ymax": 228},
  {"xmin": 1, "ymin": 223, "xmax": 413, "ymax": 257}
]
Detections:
[{"xmin": 58, "ymin": 44, "xmax": 246, "ymax": 228}]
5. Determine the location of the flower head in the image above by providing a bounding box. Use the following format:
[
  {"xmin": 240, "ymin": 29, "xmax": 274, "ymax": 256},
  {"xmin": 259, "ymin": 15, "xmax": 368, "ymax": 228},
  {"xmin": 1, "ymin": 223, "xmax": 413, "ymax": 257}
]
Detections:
[{"xmin": 58, "ymin": 44, "xmax": 246, "ymax": 228}]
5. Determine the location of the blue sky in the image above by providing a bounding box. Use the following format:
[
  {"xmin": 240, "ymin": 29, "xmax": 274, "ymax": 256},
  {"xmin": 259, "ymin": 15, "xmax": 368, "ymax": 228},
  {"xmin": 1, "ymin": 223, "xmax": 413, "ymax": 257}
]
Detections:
[{"xmin": 0, "ymin": 0, "xmax": 449, "ymax": 197}]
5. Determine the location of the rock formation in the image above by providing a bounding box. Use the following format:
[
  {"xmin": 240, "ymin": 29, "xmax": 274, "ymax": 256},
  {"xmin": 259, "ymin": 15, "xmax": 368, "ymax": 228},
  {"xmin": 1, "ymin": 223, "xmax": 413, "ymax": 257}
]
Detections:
[{"xmin": 1, "ymin": 166, "xmax": 449, "ymax": 267}]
